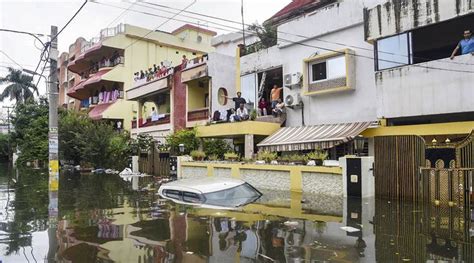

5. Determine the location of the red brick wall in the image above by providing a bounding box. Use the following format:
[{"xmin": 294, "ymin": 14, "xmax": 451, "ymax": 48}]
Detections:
[{"xmin": 172, "ymin": 65, "xmax": 187, "ymax": 130}]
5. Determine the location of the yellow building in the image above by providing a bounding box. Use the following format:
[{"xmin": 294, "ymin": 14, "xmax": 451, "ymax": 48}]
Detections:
[{"xmin": 66, "ymin": 23, "xmax": 216, "ymax": 132}]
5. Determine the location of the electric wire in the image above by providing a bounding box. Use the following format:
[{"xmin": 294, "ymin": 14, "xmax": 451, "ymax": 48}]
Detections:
[
  {"xmin": 91, "ymin": 0, "xmax": 474, "ymax": 74},
  {"xmin": 140, "ymin": 0, "xmax": 474, "ymax": 67},
  {"xmin": 122, "ymin": 0, "xmax": 198, "ymax": 51}
]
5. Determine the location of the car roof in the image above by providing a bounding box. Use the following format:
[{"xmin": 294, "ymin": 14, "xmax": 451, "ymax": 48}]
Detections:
[{"xmin": 160, "ymin": 177, "xmax": 245, "ymax": 194}]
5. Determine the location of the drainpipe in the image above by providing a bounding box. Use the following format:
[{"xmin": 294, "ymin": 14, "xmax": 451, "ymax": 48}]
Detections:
[{"xmin": 300, "ymin": 101, "xmax": 305, "ymax": 126}]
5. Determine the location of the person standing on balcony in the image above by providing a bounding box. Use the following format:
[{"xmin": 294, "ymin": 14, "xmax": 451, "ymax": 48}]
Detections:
[
  {"xmin": 270, "ymin": 85, "xmax": 283, "ymax": 109},
  {"xmin": 151, "ymin": 107, "xmax": 159, "ymax": 121},
  {"xmin": 181, "ymin": 55, "xmax": 188, "ymax": 68},
  {"xmin": 221, "ymin": 92, "xmax": 246, "ymax": 110},
  {"xmin": 450, "ymin": 29, "xmax": 474, "ymax": 59}
]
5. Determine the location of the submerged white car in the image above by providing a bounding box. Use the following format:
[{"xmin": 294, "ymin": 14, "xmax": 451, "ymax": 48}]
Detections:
[{"xmin": 158, "ymin": 177, "xmax": 262, "ymax": 209}]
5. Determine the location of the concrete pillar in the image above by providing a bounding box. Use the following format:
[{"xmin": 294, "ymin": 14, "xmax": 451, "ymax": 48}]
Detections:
[
  {"xmin": 368, "ymin": 137, "xmax": 375, "ymax": 157},
  {"xmin": 244, "ymin": 134, "xmax": 254, "ymax": 159},
  {"xmin": 137, "ymin": 100, "xmax": 143, "ymax": 128}
]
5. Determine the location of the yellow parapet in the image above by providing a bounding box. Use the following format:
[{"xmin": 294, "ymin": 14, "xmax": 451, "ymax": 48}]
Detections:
[
  {"xmin": 195, "ymin": 121, "xmax": 281, "ymax": 138},
  {"xmin": 361, "ymin": 121, "xmax": 474, "ymax": 137}
]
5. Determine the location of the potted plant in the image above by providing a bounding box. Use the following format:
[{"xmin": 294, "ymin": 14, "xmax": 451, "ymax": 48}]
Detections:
[
  {"xmin": 208, "ymin": 154, "xmax": 219, "ymax": 162},
  {"xmin": 250, "ymin": 109, "xmax": 257, "ymax": 121},
  {"xmin": 289, "ymin": 154, "xmax": 308, "ymax": 165},
  {"xmin": 256, "ymin": 151, "xmax": 277, "ymax": 164},
  {"xmin": 190, "ymin": 150, "xmax": 206, "ymax": 161},
  {"xmin": 307, "ymin": 149, "xmax": 328, "ymax": 166},
  {"xmin": 277, "ymin": 155, "xmax": 290, "ymax": 165},
  {"xmin": 224, "ymin": 152, "xmax": 239, "ymax": 162}
]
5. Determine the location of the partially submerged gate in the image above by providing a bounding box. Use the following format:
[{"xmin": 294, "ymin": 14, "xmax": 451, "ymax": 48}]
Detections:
[
  {"xmin": 374, "ymin": 135, "xmax": 425, "ymax": 201},
  {"xmin": 374, "ymin": 132, "xmax": 474, "ymax": 202}
]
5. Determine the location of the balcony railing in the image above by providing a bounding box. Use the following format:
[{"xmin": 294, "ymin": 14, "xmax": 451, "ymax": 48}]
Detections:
[
  {"xmin": 133, "ymin": 67, "xmax": 174, "ymax": 88},
  {"xmin": 132, "ymin": 114, "xmax": 171, "ymax": 129},
  {"xmin": 80, "ymin": 24, "xmax": 125, "ymax": 54},
  {"xmin": 187, "ymin": 108, "xmax": 209, "ymax": 122},
  {"xmin": 183, "ymin": 54, "xmax": 208, "ymax": 70}
]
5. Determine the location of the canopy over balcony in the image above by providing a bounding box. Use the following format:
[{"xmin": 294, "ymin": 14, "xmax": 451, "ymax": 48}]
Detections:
[{"xmin": 67, "ymin": 69, "xmax": 122, "ymax": 100}]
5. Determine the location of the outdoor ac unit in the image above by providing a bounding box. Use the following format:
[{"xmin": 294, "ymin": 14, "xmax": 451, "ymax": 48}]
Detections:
[
  {"xmin": 285, "ymin": 94, "xmax": 303, "ymax": 109},
  {"xmin": 284, "ymin": 72, "xmax": 302, "ymax": 88}
]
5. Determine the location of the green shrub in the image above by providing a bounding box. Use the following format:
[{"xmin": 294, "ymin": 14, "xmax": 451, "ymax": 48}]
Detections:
[
  {"xmin": 224, "ymin": 151, "xmax": 239, "ymax": 161},
  {"xmin": 190, "ymin": 150, "xmax": 206, "ymax": 160},
  {"xmin": 256, "ymin": 151, "xmax": 277, "ymax": 163},
  {"xmin": 166, "ymin": 128, "xmax": 199, "ymax": 155},
  {"xmin": 307, "ymin": 149, "xmax": 328, "ymax": 160},
  {"xmin": 203, "ymin": 138, "xmax": 231, "ymax": 158},
  {"xmin": 208, "ymin": 154, "xmax": 219, "ymax": 161}
]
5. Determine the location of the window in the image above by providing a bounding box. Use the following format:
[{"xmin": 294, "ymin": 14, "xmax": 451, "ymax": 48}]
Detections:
[
  {"xmin": 376, "ymin": 33, "xmax": 411, "ymax": 70},
  {"xmin": 217, "ymin": 87, "xmax": 228, "ymax": 106},
  {"xmin": 164, "ymin": 189, "xmax": 181, "ymax": 200},
  {"xmin": 182, "ymin": 192, "xmax": 202, "ymax": 203},
  {"xmin": 311, "ymin": 61, "xmax": 326, "ymax": 81},
  {"xmin": 309, "ymin": 56, "xmax": 346, "ymax": 83}
]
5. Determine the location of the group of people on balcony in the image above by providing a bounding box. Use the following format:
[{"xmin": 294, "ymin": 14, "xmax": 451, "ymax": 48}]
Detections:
[
  {"xmin": 258, "ymin": 84, "xmax": 285, "ymax": 117},
  {"xmin": 133, "ymin": 61, "xmax": 172, "ymax": 83},
  {"xmin": 213, "ymin": 85, "xmax": 285, "ymax": 123}
]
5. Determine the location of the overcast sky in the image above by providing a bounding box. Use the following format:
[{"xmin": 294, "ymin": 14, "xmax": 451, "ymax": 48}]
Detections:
[{"xmin": 0, "ymin": 0, "xmax": 289, "ymax": 110}]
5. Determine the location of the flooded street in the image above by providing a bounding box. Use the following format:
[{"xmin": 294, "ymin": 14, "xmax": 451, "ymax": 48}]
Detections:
[{"xmin": 0, "ymin": 163, "xmax": 472, "ymax": 262}]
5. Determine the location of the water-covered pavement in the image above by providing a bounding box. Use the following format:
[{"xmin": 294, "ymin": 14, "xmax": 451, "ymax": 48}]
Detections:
[{"xmin": 0, "ymin": 163, "xmax": 473, "ymax": 262}]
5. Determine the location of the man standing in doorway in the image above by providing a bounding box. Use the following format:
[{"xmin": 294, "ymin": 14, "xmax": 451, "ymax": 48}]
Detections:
[
  {"xmin": 222, "ymin": 91, "xmax": 246, "ymax": 110},
  {"xmin": 270, "ymin": 84, "xmax": 283, "ymax": 109},
  {"xmin": 450, "ymin": 29, "xmax": 474, "ymax": 59}
]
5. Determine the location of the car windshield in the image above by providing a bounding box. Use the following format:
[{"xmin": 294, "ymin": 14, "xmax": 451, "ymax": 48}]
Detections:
[{"xmin": 203, "ymin": 183, "xmax": 261, "ymax": 207}]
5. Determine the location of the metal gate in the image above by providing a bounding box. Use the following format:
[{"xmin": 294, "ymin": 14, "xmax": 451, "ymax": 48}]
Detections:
[{"xmin": 374, "ymin": 135, "xmax": 426, "ymax": 201}]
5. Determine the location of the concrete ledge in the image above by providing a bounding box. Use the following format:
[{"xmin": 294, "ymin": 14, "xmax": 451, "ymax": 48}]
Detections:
[
  {"xmin": 195, "ymin": 121, "xmax": 281, "ymax": 137},
  {"xmin": 181, "ymin": 162, "xmax": 342, "ymax": 174},
  {"xmin": 180, "ymin": 161, "xmax": 342, "ymax": 194}
]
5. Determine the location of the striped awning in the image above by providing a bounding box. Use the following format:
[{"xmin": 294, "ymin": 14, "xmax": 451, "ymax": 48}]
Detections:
[{"xmin": 257, "ymin": 122, "xmax": 372, "ymax": 152}]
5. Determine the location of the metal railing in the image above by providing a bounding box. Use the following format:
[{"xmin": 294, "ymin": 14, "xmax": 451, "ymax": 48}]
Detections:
[{"xmin": 80, "ymin": 24, "xmax": 125, "ymax": 54}]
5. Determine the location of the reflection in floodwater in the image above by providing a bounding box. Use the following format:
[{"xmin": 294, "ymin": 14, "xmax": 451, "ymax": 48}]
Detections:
[{"xmin": 0, "ymin": 164, "xmax": 472, "ymax": 262}]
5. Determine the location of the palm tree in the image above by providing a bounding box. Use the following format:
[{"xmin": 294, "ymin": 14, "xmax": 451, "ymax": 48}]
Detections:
[{"xmin": 0, "ymin": 67, "xmax": 39, "ymax": 105}]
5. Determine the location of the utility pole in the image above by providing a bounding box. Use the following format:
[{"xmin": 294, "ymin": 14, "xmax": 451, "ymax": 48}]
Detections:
[
  {"xmin": 48, "ymin": 25, "xmax": 59, "ymax": 191},
  {"xmin": 2, "ymin": 106, "xmax": 13, "ymax": 162},
  {"xmin": 47, "ymin": 25, "xmax": 59, "ymax": 263}
]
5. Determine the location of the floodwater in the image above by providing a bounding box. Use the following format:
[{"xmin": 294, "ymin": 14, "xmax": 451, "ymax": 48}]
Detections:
[{"xmin": 0, "ymin": 163, "xmax": 473, "ymax": 262}]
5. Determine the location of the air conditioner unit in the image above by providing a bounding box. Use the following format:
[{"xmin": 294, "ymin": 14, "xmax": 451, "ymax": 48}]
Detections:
[
  {"xmin": 284, "ymin": 72, "xmax": 302, "ymax": 88},
  {"xmin": 284, "ymin": 94, "xmax": 303, "ymax": 109}
]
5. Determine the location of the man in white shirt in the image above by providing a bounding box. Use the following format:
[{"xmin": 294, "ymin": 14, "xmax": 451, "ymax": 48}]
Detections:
[{"xmin": 234, "ymin": 103, "xmax": 249, "ymax": 121}]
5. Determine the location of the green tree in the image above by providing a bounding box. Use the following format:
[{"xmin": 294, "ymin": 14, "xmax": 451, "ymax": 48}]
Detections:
[
  {"xmin": 11, "ymin": 98, "xmax": 49, "ymax": 166},
  {"xmin": 166, "ymin": 128, "xmax": 199, "ymax": 155},
  {"xmin": 203, "ymin": 138, "xmax": 231, "ymax": 159},
  {"xmin": 0, "ymin": 67, "xmax": 39, "ymax": 105},
  {"xmin": 247, "ymin": 22, "xmax": 277, "ymax": 48},
  {"xmin": 0, "ymin": 133, "xmax": 11, "ymax": 161},
  {"xmin": 58, "ymin": 109, "xmax": 91, "ymax": 165}
]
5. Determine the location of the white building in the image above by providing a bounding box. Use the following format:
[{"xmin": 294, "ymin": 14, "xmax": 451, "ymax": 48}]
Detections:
[
  {"xmin": 362, "ymin": 0, "xmax": 474, "ymax": 140},
  {"xmin": 240, "ymin": 0, "xmax": 380, "ymax": 158}
]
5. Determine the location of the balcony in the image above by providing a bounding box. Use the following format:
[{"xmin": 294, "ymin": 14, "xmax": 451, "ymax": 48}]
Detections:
[
  {"xmin": 132, "ymin": 114, "xmax": 171, "ymax": 129},
  {"xmin": 364, "ymin": 0, "xmax": 474, "ymax": 42},
  {"xmin": 187, "ymin": 108, "xmax": 209, "ymax": 122},
  {"xmin": 67, "ymin": 68, "xmax": 124, "ymax": 101},
  {"xmin": 127, "ymin": 69, "xmax": 173, "ymax": 101},
  {"xmin": 181, "ymin": 55, "xmax": 209, "ymax": 83},
  {"xmin": 375, "ymin": 53, "xmax": 474, "ymax": 119}
]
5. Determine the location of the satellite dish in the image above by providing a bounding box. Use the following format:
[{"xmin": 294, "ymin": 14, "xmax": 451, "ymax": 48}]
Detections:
[{"xmin": 285, "ymin": 95, "xmax": 294, "ymax": 106}]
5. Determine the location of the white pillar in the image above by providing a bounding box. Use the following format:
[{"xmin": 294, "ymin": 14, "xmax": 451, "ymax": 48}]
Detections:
[{"xmin": 244, "ymin": 134, "xmax": 254, "ymax": 159}]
